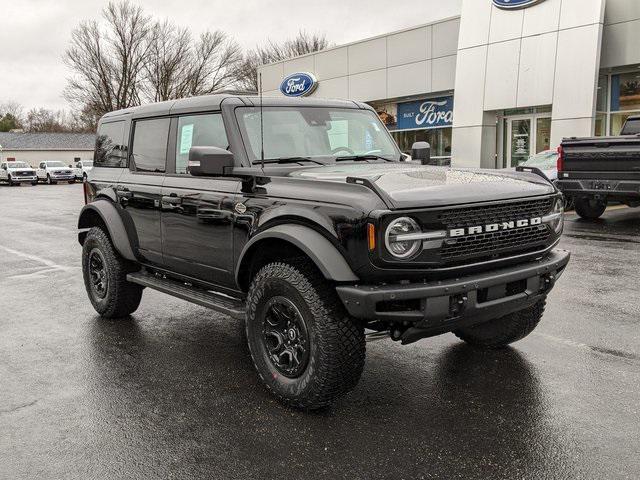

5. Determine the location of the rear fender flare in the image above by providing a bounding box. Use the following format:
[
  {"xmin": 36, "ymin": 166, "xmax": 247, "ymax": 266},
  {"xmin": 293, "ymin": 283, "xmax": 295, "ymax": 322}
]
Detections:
[{"xmin": 78, "ymin": 200, "xmax": 137, "ymax": 261}]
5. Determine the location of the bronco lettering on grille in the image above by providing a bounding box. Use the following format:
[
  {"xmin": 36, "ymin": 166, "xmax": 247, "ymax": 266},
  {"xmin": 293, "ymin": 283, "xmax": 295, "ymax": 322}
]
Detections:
[{"xmin": 449, "ymin": 217, "xmax": 542, "ymax": 237}]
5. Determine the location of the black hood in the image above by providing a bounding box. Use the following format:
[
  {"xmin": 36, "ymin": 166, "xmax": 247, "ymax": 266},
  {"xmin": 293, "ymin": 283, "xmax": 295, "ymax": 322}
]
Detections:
[{"xmin": 288, "ymin": 163, "xmax": 556, "ymax": 209}]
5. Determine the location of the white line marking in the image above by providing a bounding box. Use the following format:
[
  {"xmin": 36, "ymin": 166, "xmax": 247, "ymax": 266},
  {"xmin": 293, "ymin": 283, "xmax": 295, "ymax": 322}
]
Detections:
[{"xmin": 0, "ymin": 245, "xmax": 75, "ymax": 273}]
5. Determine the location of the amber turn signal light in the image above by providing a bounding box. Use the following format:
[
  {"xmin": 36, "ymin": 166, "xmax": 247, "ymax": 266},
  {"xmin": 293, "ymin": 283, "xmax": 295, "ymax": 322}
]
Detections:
[{"xmin": 367, "ymin": 223, "xmax": 376, "ymax": 251}]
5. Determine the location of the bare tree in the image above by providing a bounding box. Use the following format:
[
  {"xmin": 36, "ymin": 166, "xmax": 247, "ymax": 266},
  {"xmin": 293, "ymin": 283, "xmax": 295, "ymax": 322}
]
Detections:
[
  {"xmin": 64, "ymin": 1, "xmax": 244, "ymax": 119},
  {"xmin": 235, "ymin": 31, "xmax": 330, "ymax": 92},
  {"xmin": 64, "ymin": 1, "xmax": 153, "ymax": 118},
  {"xmin": 143, "ymin": 23, "xmax": 242, "ymax": 102},
  {"xmin": 0, "ymin": 102, "xmax": 24, "ymax": 122}
]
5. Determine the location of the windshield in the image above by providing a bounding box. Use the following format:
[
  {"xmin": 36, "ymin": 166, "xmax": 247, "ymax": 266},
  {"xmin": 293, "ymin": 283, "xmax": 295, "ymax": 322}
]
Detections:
[
  {"xmin": 235, "ymin": 106, "xmax": 400, "ymax": 163},
  {"xmin": 46, "ymin": 161, "xmax": 67, "ymax": 168},
  {"xmin": 8, "ymin": 162, "xmax": 30, "ymax": 169},
  {"xmin": 522, "ymin": 150, "xmax": 557, "ymax": 169},
  {"xmin": 83, "ymin": 161, "xmax": 93, "ymax": 166}
]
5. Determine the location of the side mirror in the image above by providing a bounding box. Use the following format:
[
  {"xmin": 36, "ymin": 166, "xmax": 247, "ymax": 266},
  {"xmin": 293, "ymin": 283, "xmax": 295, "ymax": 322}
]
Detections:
[
  {"xmin": 411, "ymin": 141, "xmax": 431, "ymax": 165},
  {"xmin": 188, "ymin": 146, "xmax": 234, "ymax": 176}
]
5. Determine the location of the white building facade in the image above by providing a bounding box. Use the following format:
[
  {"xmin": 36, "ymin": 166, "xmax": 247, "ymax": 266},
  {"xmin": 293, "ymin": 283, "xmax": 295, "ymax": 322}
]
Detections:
[
  {"xmin": 0, "ymin": 132, "xmax": 95, "ymax": 168},
  {"xmin": 258, "ymin": 0, "xmax": 640, "ymax": 168}
]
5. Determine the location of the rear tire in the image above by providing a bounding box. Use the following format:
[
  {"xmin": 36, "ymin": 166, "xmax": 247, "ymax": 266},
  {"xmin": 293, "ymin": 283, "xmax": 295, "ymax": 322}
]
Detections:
[
  {"xmin": 454, "ymin": 299, "xmax": 546, "ymax": 349},
  {"xmin": 82, "ymin": 227, "xmax": 143, "ymax": 319},
  {"xmin": 245, "ymin": 259, "xmax": 366, "ymax": 410},
  {"xmin": 574, "ymin": 197, "xmax": 606, "ymax": 219},
  {"xmin": 31, "ymin": 181, "xmax": 38, "ymax": 186}
]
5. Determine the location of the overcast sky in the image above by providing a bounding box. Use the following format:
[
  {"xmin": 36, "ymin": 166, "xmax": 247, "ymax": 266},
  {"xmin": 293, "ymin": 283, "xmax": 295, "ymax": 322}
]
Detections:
[{"xmin": 0, "ymin": 0, "xmax": 461, "ymax": 112}]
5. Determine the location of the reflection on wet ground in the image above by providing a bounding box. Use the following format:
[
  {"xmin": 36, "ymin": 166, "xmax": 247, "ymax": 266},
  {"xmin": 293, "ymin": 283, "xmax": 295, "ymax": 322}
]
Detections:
[{"xmin": 1, "ymin": 184, "xmax": 639, "ymax": 479}]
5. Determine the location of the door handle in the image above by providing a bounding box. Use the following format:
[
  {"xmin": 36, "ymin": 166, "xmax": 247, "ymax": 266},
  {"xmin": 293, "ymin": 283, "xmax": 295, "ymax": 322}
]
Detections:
[
  {"xmin": 162, "ymin": 195, "xmax": 182, "ymax": 205},
  {"xmin": 116, "ymin": 187, "xmax": 133, "ymax": 204},
  {"xmin": 161, "ymin": 194, "xmax": 183, "ymax": 211}
]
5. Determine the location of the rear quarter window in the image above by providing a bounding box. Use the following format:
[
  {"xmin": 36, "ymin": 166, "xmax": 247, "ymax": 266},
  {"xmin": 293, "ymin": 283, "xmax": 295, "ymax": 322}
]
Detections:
[
  {"xmin": 95, "ymin": 121, "xmax": 127, "ymax": 167},
  {"xmin": 621, "ymin": 119, "xmax": 640, "ymax": 135}
]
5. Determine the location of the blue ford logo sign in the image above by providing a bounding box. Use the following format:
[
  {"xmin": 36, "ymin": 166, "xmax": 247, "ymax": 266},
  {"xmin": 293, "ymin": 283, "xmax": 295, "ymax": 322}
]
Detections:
[
  {"xmin": 493, "ymin": 0, "xmax": 546, "ymax": 9},
  {"xmin": 396, "ymin": 97, "xmax": 454, "ymax": 131},
  {"xmin": 279, "ymin": 72, "xmax": 318, "ymax": 97}
]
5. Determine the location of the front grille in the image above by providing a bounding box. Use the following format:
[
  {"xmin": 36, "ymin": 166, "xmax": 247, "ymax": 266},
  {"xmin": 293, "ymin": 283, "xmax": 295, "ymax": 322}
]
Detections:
[
  {"xmin": 441, "ymin": 224, "xmax": 551, "ymax": 260},
  {"xmin": 438, "ymin": 198, "xmax": 553, "ymax": 228},
  {"xmin": 17, "ymin": 171, "xmax": 31, "ymax": 176},
  {"xmin": 437, "ymin": 197, "xmax": 554, "ymax": 263}
]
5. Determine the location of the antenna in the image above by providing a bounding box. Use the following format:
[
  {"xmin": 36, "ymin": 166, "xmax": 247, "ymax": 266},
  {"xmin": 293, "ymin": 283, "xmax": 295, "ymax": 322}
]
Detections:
[{"xmin": 259, "ymin": 72, "xmax": 265, "ymax": 171}]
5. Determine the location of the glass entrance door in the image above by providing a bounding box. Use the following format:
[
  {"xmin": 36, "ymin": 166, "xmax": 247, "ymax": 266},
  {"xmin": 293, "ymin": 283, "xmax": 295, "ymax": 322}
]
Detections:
[
  {"xmin": 508, "ymin": 118, "xmax": 531, "ymax": 167},
  {"xmin": 505, "ymin": 115, "xmax": 552, "ymax": 167}
]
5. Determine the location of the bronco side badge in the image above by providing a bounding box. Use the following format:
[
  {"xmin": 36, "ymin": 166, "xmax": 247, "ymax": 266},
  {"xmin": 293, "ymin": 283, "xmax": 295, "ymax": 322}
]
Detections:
[{"xmin": 234, "ymin": 203, "xmax": 247, "ymax": 214}]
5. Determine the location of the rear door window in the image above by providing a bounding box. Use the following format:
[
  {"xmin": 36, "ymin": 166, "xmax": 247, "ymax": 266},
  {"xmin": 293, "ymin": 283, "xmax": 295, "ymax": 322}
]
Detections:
[
  {"xmin": 131, "ymin": 118, "xmax": 170, "ymax": 173},
  {"xmin": 175, "ymin": 114, "xmax": 228, "ymax": 174},
  {"xmin": 95, "ymin": 121, "xmax": 127, "ymax": 167}
]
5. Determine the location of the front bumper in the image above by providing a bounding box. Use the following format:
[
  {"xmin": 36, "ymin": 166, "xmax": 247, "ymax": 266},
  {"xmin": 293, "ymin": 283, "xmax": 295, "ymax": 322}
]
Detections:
[
  {"xmin": 556, "ymin": 177, "xmax": 640, "ymax": 199},
  {"xmin": 336, "ymin": 249, "xmax": 570, "ymax": 343},
  {"xmin": 51, "ymin": 174, "xmax": 75, "ymax": 181},
  {"xmin": 12, "ymin": 175, "xmax": 37, "ymax": 182}
]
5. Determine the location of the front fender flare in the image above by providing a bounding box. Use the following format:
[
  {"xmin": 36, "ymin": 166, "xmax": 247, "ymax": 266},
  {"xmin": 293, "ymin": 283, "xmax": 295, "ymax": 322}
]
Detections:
[
  {"xmin": 78, "ymin": 200, "xmax": 137, "ymax": 261},
  {"xmin": 236, "ymin": 224, "xmax": 359, "ymax": 284}
]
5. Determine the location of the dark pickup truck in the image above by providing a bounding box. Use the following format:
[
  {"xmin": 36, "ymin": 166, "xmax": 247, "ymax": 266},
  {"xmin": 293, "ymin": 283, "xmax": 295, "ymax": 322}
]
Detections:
[
  {"xmin": 557, "ymin": 115, "xmax": 640, "ymax": 219},
  {"xmin": 78, "ymin": 94, "xmax": 570, "ymax": 409}
]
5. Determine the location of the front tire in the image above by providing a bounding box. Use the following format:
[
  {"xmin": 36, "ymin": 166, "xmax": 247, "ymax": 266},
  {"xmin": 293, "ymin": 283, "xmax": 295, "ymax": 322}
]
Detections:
[
  {"xmin": 574, "ymin": 197, "xmax": 606, "ymax": 219},
  {"xmin": 245, "ymin": 259, "xmax": 365, "ymax": 410},
  {"xmin": 46, "ymin": 174, "xmax": 57, "ymax": 185},
  {"xmin": 454, "ymin": 299, "xmax": 546, "ymax": 349},
  {"xmin": 82, "ymin": 227, "xmax": 143, "ymax": 318},
  {"xmin": 7, "ymin": 175, "xmax": 14, "ymax": 186}
]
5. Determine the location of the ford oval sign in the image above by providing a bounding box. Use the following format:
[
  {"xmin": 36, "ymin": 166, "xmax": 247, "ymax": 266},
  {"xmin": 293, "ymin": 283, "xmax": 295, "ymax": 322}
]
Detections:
[
  {"xmin": 493, "ymin": 0, "xmax": 546, "ymax": 9},
  {"xmin": 279, "ymin": 72, "xmax": 318, "ymax": 97}
]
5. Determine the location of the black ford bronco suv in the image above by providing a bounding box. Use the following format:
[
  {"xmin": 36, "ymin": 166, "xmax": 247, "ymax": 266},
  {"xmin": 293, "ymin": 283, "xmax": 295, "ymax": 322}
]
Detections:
[{"xmin": 78, "ymin": 95, "xmax": 570, "ymax": 409}]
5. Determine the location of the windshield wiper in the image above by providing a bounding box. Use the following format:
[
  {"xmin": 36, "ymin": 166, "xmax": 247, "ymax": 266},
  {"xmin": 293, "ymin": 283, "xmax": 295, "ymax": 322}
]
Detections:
[
  {"xmin": 335, "ymin": 155, "xmax": 394, "ymax": 163},
  {"xmin": 251, "ymin": 156, "xmax": 325, "ymax": 166}
]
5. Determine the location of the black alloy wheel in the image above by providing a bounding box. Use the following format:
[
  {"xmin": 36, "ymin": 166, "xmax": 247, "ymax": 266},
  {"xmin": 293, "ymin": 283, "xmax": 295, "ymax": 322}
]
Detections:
[
  {"xmin": 88, "ymin": 248, "xmax": 108, "ymax": 300},
  {"xmin": 262, "ymin": 296, "xmax": 310, "ymax": 378}
]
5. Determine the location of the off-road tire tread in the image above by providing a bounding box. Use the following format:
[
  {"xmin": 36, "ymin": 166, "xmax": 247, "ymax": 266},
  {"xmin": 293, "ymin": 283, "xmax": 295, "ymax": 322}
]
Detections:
[
  {"xmin": 82, "ymin": 227, "xmax": 142, "ymax": 319},
  {"xmin": 454, "ymin": 299, "xmax": 546, "ymax": 349},
  {"xmin": 246, "ymin": 258, "xmax": 365, "ymax": 410},
  {"xmin": 574, "ymin": 198, "xmax": 606, "ymax": 220}
]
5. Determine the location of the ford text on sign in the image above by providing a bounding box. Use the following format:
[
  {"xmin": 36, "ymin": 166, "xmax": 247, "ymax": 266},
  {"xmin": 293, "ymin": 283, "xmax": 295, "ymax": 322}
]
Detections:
[
  {"xmin": 396, "ymin": 97, "xmax": 454, "ymax": 130},
  {"xmin": 279, "ymin": 73, "xmax": 318, "ymax": 97}
]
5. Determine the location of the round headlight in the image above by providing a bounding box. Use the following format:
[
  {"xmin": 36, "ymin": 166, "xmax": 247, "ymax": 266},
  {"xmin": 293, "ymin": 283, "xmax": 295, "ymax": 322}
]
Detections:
[{"xmin": 384, "ymin": 217, "xmax": 422, "ymax": 259}]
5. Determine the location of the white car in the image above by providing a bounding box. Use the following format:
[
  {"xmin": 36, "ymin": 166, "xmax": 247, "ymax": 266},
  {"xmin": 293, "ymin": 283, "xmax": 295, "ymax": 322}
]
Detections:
[
  {"xmin": 0, "ymin": 161, "xmax": 38, "ymax": 186},
  {"xmin": 36, "ymin": 161, "xmax": 76, "ymax": 185},
  {"xmin": 73, "ymin": 160, "xmax": 93, "ymax": 180}
]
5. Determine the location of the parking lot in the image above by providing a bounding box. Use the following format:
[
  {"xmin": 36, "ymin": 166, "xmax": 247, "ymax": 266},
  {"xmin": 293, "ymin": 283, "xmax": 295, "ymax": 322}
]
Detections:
[{"xmin": 1, "ymin": 182, "xmax": 639, "ymax": 479}]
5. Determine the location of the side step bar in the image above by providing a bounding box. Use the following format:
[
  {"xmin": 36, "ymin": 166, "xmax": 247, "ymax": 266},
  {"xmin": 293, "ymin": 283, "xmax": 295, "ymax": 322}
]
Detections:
[{"xmin": 127, "ymin": 271, "xmax": 246, "ymax": 320}]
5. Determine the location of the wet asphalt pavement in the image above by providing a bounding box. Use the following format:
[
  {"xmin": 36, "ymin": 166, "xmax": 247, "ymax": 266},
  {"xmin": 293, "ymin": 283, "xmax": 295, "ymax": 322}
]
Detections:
[{"xmin": 1, "ymin": 183, "xmax": 639, "ymax": 480}]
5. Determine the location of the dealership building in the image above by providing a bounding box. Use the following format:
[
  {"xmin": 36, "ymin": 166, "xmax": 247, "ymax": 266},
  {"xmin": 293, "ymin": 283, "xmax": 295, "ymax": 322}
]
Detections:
[{"xmin": 258, "ymin": 0, "xmax": 640, "ymax": 168}]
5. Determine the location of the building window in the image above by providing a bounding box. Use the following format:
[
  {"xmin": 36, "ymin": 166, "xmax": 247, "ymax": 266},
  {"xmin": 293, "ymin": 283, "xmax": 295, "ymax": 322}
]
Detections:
[
  {"xmin": 371, "ymin": 96, "xmax": 454, "ymax": 165},
  {"xmin": 599, "ymin": 70, "xmax": 640, "ymax": 135}
]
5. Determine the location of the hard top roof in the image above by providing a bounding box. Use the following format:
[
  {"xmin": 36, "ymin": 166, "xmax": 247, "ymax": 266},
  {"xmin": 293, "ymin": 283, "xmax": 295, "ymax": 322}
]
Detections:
[{"xmin": 101, "ymin": 94, "xmax": 367, "ymax": 121}]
